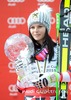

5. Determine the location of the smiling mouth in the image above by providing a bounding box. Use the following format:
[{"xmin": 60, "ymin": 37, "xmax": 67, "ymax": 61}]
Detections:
[{"xmin": 34, "ymin": 34, "xmax": 41, "ymax": 36}]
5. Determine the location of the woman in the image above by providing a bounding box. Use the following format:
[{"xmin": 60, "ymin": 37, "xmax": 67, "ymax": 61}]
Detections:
[{"xmin": 15, "ymin": 4, "xmax": 71, "ymax": 100}]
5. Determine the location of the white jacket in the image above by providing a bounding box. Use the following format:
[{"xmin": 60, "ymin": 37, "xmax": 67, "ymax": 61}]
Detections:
[{"xmin": 16, "ymin": 46, "xmax": 71, "ymax": 95}]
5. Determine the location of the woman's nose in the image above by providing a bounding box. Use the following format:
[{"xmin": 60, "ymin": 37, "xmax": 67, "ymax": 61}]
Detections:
[{"xmin": 34, "ymin": 27, "xmax": 38, "ymax": 32}]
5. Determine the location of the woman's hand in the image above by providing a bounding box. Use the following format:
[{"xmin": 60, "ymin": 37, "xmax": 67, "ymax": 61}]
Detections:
[
  {"xmin": 32, "ymin": 76, "xmax": 48, "ymax": 88},
  {"xmin": 14, "ymin": 58, "xmax": 25, "ymax": 76},
  {"xmin": 32, "ymin": 72, "xmax": 59, "ymax": 88}
]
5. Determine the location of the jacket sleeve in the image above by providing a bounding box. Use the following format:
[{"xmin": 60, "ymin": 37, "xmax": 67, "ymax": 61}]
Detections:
[
  {"xmin": 59, "ymin": 71, "xmax": 71, "ymax": 82},
  {"xmin": 16, "ymin": 76, "xmax": 26, "ymax": 93},
  {"xmin": 46, "ymin": 71, "xmax": 71, "ymax": 84},
  {"xmin": 16, "ymin": 73, "xmax": 38, "ymax": 93}
]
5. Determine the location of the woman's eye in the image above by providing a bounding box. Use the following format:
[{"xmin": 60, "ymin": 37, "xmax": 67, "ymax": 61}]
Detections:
[
  {"xmin": 30, "ymin": 25, "xmax": 43, "ymax": 29},
  {"xmin": 30, "ymin": 26, "xmax": 35, "ymax": 29},
  {"xmin": 38, "ymin": 25, "xmax": 43, "ymax": 28}
]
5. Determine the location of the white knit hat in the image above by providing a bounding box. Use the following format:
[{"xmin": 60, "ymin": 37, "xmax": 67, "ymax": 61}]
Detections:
[{"xmin": 27, "ymin": 4, "xmax": 52, "ymax": 33}]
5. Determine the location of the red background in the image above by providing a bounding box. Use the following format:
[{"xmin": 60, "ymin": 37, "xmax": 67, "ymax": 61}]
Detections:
[{"xmin": 0, "ymin": 0, "xmax": 62, "ymax": 100}]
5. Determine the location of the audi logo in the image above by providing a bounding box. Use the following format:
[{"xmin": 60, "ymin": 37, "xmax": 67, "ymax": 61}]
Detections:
[
  {"xmin": 8, "ymin": 84, "xmax": 18, "ymax": 96},
  {"xmin": 7, "ymin": 0, "xmax": 25, "ymax": 2},
  {"xmin": 8, "ymin": 84, "xmax": 18, "ymax": 92},
  {"xmin": 7, "ymin": 17, "xmax": 26, "ymax": 25}
]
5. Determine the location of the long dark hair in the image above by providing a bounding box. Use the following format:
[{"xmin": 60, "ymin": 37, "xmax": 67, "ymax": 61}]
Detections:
[{"xmin": 29, "ymin": 29, "xmax": 56, "ymax": 62}]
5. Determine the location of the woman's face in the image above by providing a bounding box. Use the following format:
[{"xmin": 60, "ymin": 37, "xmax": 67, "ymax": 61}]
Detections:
[{"xmin": 29, "ymin": 23, "xmax": 46, "ymax": 45}]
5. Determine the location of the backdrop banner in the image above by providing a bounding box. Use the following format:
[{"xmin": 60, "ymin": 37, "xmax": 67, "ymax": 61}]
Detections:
[{"xmin": 0, "ymin": 0, "xmax": 61, "ymax": 100}]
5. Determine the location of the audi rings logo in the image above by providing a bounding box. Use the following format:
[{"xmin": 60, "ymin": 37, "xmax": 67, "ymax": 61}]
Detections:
[
  {"xmin": 7, "ymin": 17, "xmax": 26, "ymax": 24},
  {"xmin": 8, "ymin": 84, "xmax": 18, "ymax": 96},
  {"xmin": 8, "ymin": 61, "xmax": 16, "ymax": 73},
  {"xmin": 7, "ymin": 0, "xmax": 25, "ymax": 2},
  {"xmin": 7, "ymin": 17, "xmax": 26, "ymax": 28}
]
